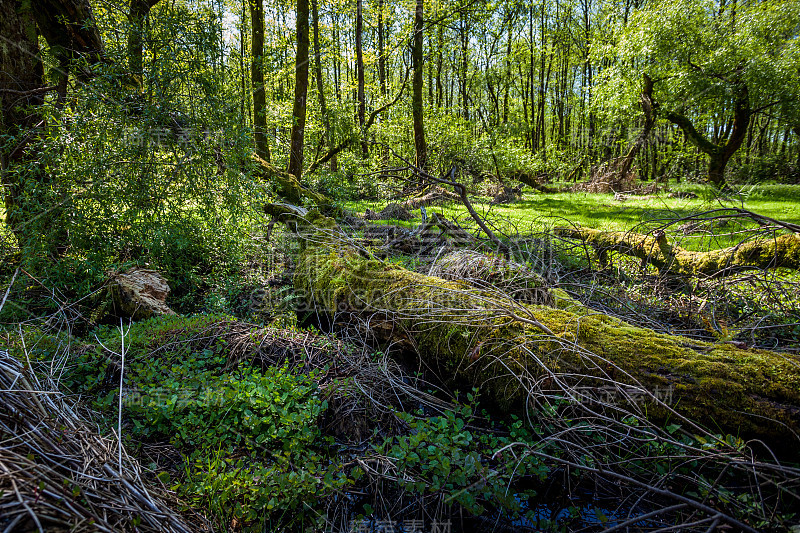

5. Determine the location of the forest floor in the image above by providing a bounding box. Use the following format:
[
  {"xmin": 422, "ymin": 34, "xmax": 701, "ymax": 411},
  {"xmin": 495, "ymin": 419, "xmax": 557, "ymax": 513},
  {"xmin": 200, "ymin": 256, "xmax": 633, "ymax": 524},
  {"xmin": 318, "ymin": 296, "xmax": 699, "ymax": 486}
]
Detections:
[{"xmin": 2, "ymin": 182, "xmax": 800, "ymax": 532}]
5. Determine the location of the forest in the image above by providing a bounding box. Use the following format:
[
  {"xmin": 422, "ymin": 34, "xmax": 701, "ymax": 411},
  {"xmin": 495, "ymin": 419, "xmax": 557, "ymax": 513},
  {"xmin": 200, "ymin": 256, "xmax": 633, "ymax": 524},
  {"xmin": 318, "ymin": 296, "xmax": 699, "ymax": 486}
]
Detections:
[{"xmin": 1, "ymin": 0, "xmax": 800, "ymax": 531}]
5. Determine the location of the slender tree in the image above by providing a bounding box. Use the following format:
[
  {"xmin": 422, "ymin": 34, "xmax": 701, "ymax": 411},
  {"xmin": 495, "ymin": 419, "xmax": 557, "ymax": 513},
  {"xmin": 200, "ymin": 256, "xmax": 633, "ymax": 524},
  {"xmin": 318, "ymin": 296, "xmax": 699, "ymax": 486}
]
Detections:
[
  {"xmin": 459, "ymin": 12, "xmax": 469, "ymax": 120},
  {"xmin": 127, "ymin": 0, "xmax": 161, "ymax": 89},
  {"xmin": 377, "ymin": 0, "xmax": 386, "ymax": 97},
  {"xmin": 311, "ymin": 0, "xmax": 337, "ymax": 171},
  {"xmin": 0, "ymin": 0, "xmax": 42, "ymax": 232},
  {"xmin": 411, "ymin": 0, "xmax": 427, "ymax": 173},
  {"xmin": 288, "ymin": 0, "xmax": 310, "ymax": 179},
  {"xmin": 356, "ymin": 0, "xmax": 367, "ymax": 158},
  {"xmin": 249, "ymin": 0, "xmax": 271, "ymax": 161}
]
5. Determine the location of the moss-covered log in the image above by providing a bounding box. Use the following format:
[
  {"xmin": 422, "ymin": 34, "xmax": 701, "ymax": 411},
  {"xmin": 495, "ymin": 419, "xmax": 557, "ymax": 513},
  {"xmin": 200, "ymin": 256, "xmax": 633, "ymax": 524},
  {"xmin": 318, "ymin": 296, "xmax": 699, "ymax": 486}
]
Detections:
[
  {"xmin": 556, "ymin": 226, "xmax": 800, "ymax": 276},
  {"xmin": 254, "ymin": 155, "xmax": 333, "ymax": 208},
  {"xmin": 275, "ymin": 206, "xmax": 800, "ymax": 444}
]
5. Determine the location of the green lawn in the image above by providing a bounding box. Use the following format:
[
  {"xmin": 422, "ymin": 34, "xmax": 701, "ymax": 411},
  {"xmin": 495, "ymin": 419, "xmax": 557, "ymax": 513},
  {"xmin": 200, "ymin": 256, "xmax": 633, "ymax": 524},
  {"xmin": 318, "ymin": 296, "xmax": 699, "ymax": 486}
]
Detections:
[{"xmin": 345, "ymin": 183, "xmax": 800, "ymax": 251}]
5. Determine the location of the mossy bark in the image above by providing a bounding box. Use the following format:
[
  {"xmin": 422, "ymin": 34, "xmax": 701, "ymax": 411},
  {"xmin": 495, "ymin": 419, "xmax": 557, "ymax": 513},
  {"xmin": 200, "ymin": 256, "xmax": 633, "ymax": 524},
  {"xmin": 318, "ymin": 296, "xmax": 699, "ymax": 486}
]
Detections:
[
  {"xmin": 279, "ymin": 207, "xmax": 800, "ymax": 443},
  {"xmin": 254, "ymin": 155, "xmax": 333, "ymax": 210},
  {"xmin": 556, "ymin": 226, "xmax": 800, "ymax": 276}
]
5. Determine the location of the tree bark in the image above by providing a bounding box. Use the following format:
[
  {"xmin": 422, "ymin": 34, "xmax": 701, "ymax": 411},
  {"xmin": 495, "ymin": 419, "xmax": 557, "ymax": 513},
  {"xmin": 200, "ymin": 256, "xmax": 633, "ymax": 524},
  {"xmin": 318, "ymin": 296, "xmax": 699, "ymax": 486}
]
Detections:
[
  {"xmin": 0, "ymin": 0, "xmax": 43, "ymax": 232},
  {"xmin": 378, "ymin": 0, "xmax": 386, "ymax": 98},
  {"xmin": 33, "ymin": 0, "xmax": 104, "ymax": 63},
  {"xmin": 1, "ymin": 0, "xmax": 103, "ymax": 234},
  {"xmin": 267, "ymin": 205, "xmax": 800, "ymax": 444},
  {"xmin": 411, "ymin": 0, "xmax": 428, "ymax": 173},
  {"xmin": 356, "ymin": 0, "xmax": 367, "ymax": 158},
  {"xmin": 127, "ymin": 0, "xmax": 160, "ymax": 89},
  {"xmin": 34, "ymin": 0, "xmax": 104, "ymax": 105},
  {"xmin": 311, "ymin": 0, "xmax": 336, "ymax": 171},
  {"xmin": 287, "ymin": 0, "xmax": 310, "ymax": 179},
  {"xmin": 555, "ymin": 226, "xmax": 800, "ymax": 277},
  {"xmin": 459, "ymin": 14, "xmax": 469, "ymax": 121},
  {"xmin": 249, "ymin": 0, "xmax": 271, "ymax": 162}
]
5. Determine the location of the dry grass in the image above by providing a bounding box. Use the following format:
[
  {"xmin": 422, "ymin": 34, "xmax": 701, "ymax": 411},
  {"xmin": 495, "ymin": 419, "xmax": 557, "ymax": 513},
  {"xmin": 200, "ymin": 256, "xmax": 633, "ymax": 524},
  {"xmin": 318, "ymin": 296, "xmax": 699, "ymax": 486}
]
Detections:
[{"xmin": 0, "ymin": 348, "xmax": 196, "ymax": 532}]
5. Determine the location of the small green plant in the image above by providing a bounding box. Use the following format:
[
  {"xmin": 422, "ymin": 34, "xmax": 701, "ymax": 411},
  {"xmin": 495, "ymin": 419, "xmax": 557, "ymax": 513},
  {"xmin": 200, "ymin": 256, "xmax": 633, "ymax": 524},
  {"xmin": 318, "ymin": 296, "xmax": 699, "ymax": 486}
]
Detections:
[
  {"xmin": 146, "ymin": 366, "xmax": 350, "ymax": 531},
  {"xmin": 375, "ymin": 395, "xmax": 549, "ymax": 517},
  {"xmin": 51, "ymin": 314, "xmax": 352, "ymax": 531},
  {"xmin": 130, "ymin": 364, "xmax": 325, "ymax": 452},
  {"xmin": 183, "ymin": 447, "xmax": 349, "ymax": 529}
]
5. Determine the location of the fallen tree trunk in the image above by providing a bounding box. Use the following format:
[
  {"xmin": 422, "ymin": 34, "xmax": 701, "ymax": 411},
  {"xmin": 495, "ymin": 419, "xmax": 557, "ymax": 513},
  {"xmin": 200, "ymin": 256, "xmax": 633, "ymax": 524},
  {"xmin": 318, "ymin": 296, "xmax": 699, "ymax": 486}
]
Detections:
[
  {"xmin": 510, "ymin": 171, "xmax": 564, "ymax": 193},
  {"xmin": 269, "ymin": 205, "xmax": 800, "ymax": 444},
  {"xmin": 400, "ymin": 186, "xmax": 461, "ymax": 210},
  {"xmin": 555, "ymin": 226, "xmax": 800, "ymax": 276}
]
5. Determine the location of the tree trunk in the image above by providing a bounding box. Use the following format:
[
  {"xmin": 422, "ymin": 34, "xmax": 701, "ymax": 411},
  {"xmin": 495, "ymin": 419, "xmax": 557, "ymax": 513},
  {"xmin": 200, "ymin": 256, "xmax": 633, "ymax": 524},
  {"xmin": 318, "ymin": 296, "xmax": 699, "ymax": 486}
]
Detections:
[
  {"xmin": 249, "ymin": 0, "xmax": 271, "ymax": 162},
  {"xmin": 287, "ymin": 0, "xmax": 310, "ymax": 179},
  {"xmin": 127, "ymin": 0, "xmax": 160, "ymax": 89},
  {"xmin": 537, "ymin": 2, "xmax": 547, "ymax": 155},
  {"xmin": 1, "ymin": 0, "xmax": 103, "ymax": 235},
  {"xmin": 795, "ymin": 127, "xmax": 800, "ymax": 171},
  {"xmin": 435, "ymin": 20, "xmax": 443, "ymax": 108},
  {"xmin": 555, "ymin": 226, "xmax": 800, "ymax": 277},
  {"xmin": 502, "ymin": 20, "xmax": 511, "ymax": 124},
  {"xmin": 618, "ymin": 74, "xmax": 656, "ymax": 181},
  {"xmin": 355, "ymin": 0, "xmax": 367, "ymax": 158},
  {"xmin": 0, "ymin": 0, "xmax": 43, "ymax": 233},
  {"xmin": 459, "ymin": 14, "xmax": 469, "ymax": 121},
  {"xmin": 33, "ymin": 0, "xmax": 103, "ymax": 106},
  {"xmin": 378, "ymin": 0, "xmax": 386, "ymax": 98},
  {"xmin": 411, "ymin": 0, "xmax": 427, "ymax": 173},
  {"xmin": 34, "ymin": 0, "xmax": 104, "ymax": 75},
  {"xmin": 311, "ymin": 0, "xmax": 336, "ymax": 171},
  {"xmin": 663, "ymin": 84, "xmax": 750, "ymax": 188},
  {"xmin": 267, "ymin": 205, "xmax": 800, "ymax": 445},
  {"xmin": 528, "ymin": 5, "xmax": 535, "ymax": 153}
]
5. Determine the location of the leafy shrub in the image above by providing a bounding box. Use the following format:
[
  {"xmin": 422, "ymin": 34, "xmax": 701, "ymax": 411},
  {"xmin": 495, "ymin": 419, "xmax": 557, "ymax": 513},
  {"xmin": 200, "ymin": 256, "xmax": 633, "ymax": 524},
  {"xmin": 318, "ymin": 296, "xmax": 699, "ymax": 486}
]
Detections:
[
  {"xmin": 184, "ymin": 447, "xmax": 349, "ymax": 529},
  {"xmin": 130, "ymin": 365, "xmax": 325, "ymax": 452}
]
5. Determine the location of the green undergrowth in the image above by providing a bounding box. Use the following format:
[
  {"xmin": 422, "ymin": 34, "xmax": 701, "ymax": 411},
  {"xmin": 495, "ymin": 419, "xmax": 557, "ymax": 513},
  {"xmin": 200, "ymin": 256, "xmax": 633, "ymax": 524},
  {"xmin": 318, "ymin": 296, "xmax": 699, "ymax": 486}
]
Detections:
[
  {"xmin": 372, "ymin": 398, "xmax": 549, "ymax": 518},
  {"xmin": 35, "ymin": 314, "xmax": 350, "ymax": 531},
  {"xmin": 4, "ymin": 313, "xmax": 798, "ymax": 531}
]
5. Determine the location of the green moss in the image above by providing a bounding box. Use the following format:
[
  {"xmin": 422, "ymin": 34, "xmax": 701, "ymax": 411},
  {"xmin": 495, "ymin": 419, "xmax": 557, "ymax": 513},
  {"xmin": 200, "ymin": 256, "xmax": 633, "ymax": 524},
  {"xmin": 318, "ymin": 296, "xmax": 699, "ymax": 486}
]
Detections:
[
  {"xmin": 557, "ymin": 226, "xmax": 800, "ymax": 276},
  {"xmin": 256, "ymin": 157, "xmax": 337, "ymax": 212},
  {"xmin": 292, "ymin": 217, "xmax": 800, "ymax": 441}
]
